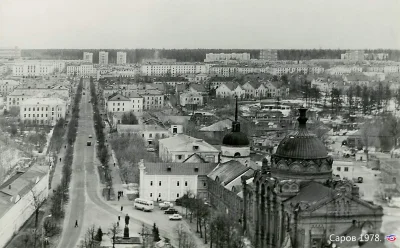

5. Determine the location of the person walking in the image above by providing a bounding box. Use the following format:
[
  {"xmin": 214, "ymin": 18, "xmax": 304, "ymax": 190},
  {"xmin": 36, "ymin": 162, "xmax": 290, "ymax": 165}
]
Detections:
[
  {"xmin": 121, "ymin": 206, "xmax": 123, "ymax": 212},
  {"xmin": 118, "ymin": 215, "xmax": 121, "ymax": 221},
  {"xmin": 118, "ymin": 195, "xmax": 120, "ymax": 201},
  {"xmin": 60, "ymin": 158, "xmax": 62, "ymax": 162},
  {"xmin": 75, "ymin": 220, "xmax": 78, "ymax": 227}
]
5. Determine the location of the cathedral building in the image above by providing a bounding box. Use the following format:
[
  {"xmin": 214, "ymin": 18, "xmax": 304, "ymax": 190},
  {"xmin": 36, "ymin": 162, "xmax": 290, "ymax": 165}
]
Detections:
[{"xmin": 241, "ymin": 108, "xmax": 384, "ymax": 248}]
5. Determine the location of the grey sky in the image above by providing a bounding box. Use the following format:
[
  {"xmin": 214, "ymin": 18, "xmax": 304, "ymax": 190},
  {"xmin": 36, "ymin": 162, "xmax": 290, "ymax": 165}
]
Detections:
[{"xmin": 0, "ymin": 0, "xmax": 399, "ymax": 49}]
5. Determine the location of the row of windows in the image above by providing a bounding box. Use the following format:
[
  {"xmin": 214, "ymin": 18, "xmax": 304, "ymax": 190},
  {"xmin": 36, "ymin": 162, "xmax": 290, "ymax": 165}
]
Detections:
[
  {"xmin": 24, "ymin": 112, "xmax": 59, "ymax": 117},
  {"xmin": 150, "ymin": 180, "xmax": 192, "ymax": 187},
  {"xmin": 336, "ymin": 167, "xmax": 349, "ymax": 172},
  {"xmin": 24, "ymin": 107, "xmax": 56, "ymax": 111},
  {"xmin": 150, "ymin": 193, "xmax": 181, "ymax": 198}
]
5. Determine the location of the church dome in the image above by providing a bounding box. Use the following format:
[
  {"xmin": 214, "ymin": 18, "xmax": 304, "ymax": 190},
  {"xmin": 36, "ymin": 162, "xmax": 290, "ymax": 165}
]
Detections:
[
  {"xmin": 269, "ymin": 108, "xmax": 333, "ymax": 181},
  {"xmin": 275, "ymin": 108, "xmax": 327, "ymax": 159},
  {"xmin": 222, "ymin": 131, "xmax": 250, "ymax": 146}
]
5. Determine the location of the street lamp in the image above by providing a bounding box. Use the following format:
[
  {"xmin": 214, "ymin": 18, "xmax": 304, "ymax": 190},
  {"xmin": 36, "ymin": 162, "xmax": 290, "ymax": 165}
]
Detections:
[{"xmin": 42, "ymin": 214, "xmax": 52, "ymax": 248}]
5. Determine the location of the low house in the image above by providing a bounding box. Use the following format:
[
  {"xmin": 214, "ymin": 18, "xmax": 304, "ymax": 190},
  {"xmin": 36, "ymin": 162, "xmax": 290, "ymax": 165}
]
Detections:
[
  {"xmin": 216, "ymin": 82, "xmax": 245, "ymax": 98},
  {"xmin": 117, "ymin": 124, "xmax": 170, "ymax": 146},
  {"xmin": 188, "ymin": 84, "xmax": 208, "ymax": 96},
  {"xmin": 138, "ymin": 160, "xmax": 216, "ymax": 201},
  {"xmin": 159, "ymin": 134, "xmax": 220, "ymax": 163},
  {"xmin": 179, "ymin": 91, "xmax": 204, "ymax": 107}
]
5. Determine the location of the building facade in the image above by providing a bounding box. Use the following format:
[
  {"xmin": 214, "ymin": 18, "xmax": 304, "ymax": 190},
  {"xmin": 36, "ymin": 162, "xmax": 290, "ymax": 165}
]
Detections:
[
  {"xmin": 20, "ymin": 97, "xmax": 67, "ymax": 126},
  {"xmin": 140, "ymin": 63, "xmax": 208, "ymax": 77},
  {"xmin": 99, "ymin": 51, "xmax": 109, "ymax": 65},
  {"xmin": 138, "ymin": 160, "xmax": 216, "ymax": 201},
  {"xmin": 83, "ymin": 52, "xmax": 93, "ymax": 63},
  {"xmin": 205, "ymin": 53, "xmax": 251, "ymax": 62},
  {"xmin": 66, "ymin": 64, "xmax": 96, "ymax": 77},
  {"xmin": 260, "ymin": 49, "xmax": 278, "ymax": 61},
  {"xmin": 117, "ymin": 52, "xmax": 127, "ymax": 64},
  {"xmin": 0, "ymin": 79, "xmax": 20, "ymax": 97},
  {"xmin": 179, "ymin": 91, "xmax": 204, "ymax": 107},
  {"xmin": 12, "ymin": 60, "xmax": 66, "ymax": 77}
]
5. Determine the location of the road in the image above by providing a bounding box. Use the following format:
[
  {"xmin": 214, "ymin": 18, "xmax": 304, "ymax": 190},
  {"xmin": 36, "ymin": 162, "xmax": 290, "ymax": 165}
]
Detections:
[{"xmin": 57, "ymin": 79, "xmax": 189, "ymax": 248}]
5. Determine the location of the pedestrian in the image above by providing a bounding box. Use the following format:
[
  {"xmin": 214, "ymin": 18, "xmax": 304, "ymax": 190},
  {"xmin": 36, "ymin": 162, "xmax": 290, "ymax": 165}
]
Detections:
[
  {"xmin": 118, "ymin": 215, "xmax": 120, "ymax": 221},
  {"xmin": 121, "ymin": 191, "xmax": 124, "ymax": 197},
  {"xmin": 75, "ymin": 220, "xmax": 78, "ymax": 227},
  {"xmin": 121, "ymin": 206, "xmax": 123, "ymax": 211},
  {"xmin": 114, "ymin": 162, "xmax": 116, "ymax": 167},
  {"xmin": 65, "ymin": 145, "xmax": 66, "ymax": 149},
  {"xmin": 117, "ymin": 221, "xmax": 119, "ymax": 227},
  {"xmin": 60, "ymin": 158, "xmax": 62, "ymax": 162},
  {"xmin": 118, "ymin": 195, "xmax": 120, "ymax": 201}
]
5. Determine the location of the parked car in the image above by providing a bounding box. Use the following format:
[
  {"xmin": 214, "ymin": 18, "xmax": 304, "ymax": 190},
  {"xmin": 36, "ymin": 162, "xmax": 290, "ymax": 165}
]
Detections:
[
  {"xmin": 159, "ymin": 202, "xmax": 174, "ymax": 209},
  {"xmin": 169, "ymin": 214, "xmax": 182, "ymax": 221},
  {"xmin": 146, "ymin": 147, "xmax": 156, "ymax": 152},
  {"xmin": 164, "ymin": 208, "xmax": 178, "ymax": 215}
]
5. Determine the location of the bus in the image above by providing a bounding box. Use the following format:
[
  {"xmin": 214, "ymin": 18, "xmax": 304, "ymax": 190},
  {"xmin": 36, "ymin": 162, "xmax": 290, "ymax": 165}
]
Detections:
[{"xmin": 134, "ymin": 198, "xmax": 154, "ymax": 212}]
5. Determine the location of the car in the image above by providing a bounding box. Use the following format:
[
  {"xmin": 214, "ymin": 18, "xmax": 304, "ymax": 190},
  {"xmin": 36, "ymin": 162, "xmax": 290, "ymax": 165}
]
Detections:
[
  {"xmin": 159, "ymin": 202, "xmax": 174, "ymax": 209},
  {"xmin": 169, "ymin": 214, "xmax": 182, "ymax": 221},
  {"xmin": 146, "ymin": 147, "xmax": 156, "ymax": 152},
  {"xmin": 164, "ymin": 208, "xmax": 178, "ymax": 215},
  {"xmin": 89, "ymin": 135, "xmax": 92, "ymax": 138}
]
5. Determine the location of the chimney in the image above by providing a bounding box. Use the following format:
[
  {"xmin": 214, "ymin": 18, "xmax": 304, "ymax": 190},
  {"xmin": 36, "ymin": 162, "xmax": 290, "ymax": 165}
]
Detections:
[{"xmin": 297, "ymin": 108, "xmax": 308, "ymax": 129}]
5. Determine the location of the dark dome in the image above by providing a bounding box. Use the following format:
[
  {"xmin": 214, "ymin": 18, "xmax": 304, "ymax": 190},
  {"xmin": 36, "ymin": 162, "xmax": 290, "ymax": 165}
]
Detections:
[
  {"xmin": 274, "ymin": 108, "xmax": 328, "ymax": 160},
  {"xmin": 222, "ymin": 131, "xmax": 250, "ymax": 146}
]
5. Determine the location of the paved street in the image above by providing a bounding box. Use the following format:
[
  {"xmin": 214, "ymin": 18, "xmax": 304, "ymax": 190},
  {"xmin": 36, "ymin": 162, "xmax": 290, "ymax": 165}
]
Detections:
[{"xmin": 57, "ymin": 79, "xmax": 201, "ymax": 248}]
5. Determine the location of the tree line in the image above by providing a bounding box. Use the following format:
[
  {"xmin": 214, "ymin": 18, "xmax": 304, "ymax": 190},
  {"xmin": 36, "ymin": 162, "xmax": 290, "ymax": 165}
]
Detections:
[{"xmin": 22, "ymin": 49, "xmax": 400, "ymax": 62}]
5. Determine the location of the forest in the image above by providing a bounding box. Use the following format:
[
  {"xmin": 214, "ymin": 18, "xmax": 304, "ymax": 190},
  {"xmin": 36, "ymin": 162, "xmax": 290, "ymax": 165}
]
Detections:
[{"xmin": 21, "ymin": 49, "xmax": 400, "ymax": 63}]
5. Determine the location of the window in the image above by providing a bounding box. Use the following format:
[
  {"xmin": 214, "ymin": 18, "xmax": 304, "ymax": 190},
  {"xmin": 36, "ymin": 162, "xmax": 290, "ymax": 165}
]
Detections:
[
  {"xmin": 344, "ymin": 167, "xmax": 349, "ymax": 172},
  {"xmin": 150, "ymin": 193, "xmax": 153, "ymax": 197},
  {"xmin": 159, "ymin": 181, "xmax": 161, "ymax": 186},
  {"xmin": 177, "ymin": 181, "xmax": 180, "ymax": 186},
  {"xmin": 203, "ymin": 181, "xmax": 207, "ymax": 187},
  {"xmin": 29, "ymin": 108, "xmax": 31, "ymax": 111},
  {"xmin": 150, "ymin": 181, "xmax": 153, "ymax": 186},
  {"xmin": 24, "ymin": 114, "xmax": 26, "ymax": 117},
  {"xmin": 158, "ymin": 193, "xmax": 161, "ymax": 197},
  {"xmin": 149, "ymin": 133, "xmax": 153, "ymax": 138},
  {"xmin": 177, "ymin": 193, "xmax": 180, "ymax": 198},
  {"xmin": 33, "ymin": 114, "xmax": 35, "ymax": 117},
  {"xmin": 177, "ymin": 155, "xmax": 182, "ymax": 160},
  {"xmin": 337, "ymin": 167, "xmax": 341, "ymax": 171},
  {"xmin": 41, "ymin": 114, "xmax": 43, "ymax": 117},
  {"xmin": 185, "ymin": 181, "xmax": 188, "ymax": 186},
  {"xmin": 24, "ymin": 108, "xmax": 26, "ymax": 111}
]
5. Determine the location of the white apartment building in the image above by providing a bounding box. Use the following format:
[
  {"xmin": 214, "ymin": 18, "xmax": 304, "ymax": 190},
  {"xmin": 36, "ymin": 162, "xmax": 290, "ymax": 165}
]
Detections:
[
  {"xmin": 259, "ymin": 49, "xmax": 278, "ymax": 61},
  {"xmin": 139, "ymin": 160, "xmax": 215, "ymax": 202},
  {"xmin": 0, "ymin": 47, "xmax": 21, "ymax": 59},
  {"xmin": 326, "ymin": 66, "xmax": 362, "ymax": 75},
  {"xmin": 117, "ymin": 52, "xmax": 127, "ymax": 64},
  {"xmin": 179, "ymin": 91, "xmax": 203, "ymax": 107},
  {"xmin": 20, "ymin": 98, "xmax": 66, "ymax": 126},
  {"xmin": 99, "ymin": 51, "xmax": 109, "ymax": 65},
  {"xmin": 141, "ymin": 63, "xmax": 208, "ymax": 77},
  {"xmin": 83, "ymin": 52, "xmax": 93, "ymax": 63},
  {"xmin": 13, "ymin": 60, "xmax": 66, "ymax": 77},
  {"xmin": 0, "ymin": 165, "xmax": 49, "ymax": 248},
  {"xmin": 67, "ymin": 64, "xmax": 96, "ymax": 77},
  {"xmin": 0, "ymin": 79, "xmax": 20, "ymax": 96},
  {"xmin": 271, "ymin": 65, "xmax": 309, "ymax": 76},
  {"xmin": 204, "ymin": 53, "xmax": 250, "ymax": 62},
  {"xmin": 384, "ymin": 66, "xmax": 400, "ymax": 74},
  {"xmin": 7, "ymin": 87, "xmax": 69, "ymax": 110},
  {"xmin": 106, "ymin": 93, "xmax": 132, "ymax": 113}
]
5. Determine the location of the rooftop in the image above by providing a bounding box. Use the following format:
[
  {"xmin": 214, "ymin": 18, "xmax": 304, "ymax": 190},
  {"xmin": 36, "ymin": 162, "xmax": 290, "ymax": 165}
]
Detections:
[
  {"xmin": 159, "ymin": 134, "xmax": 219, "ymax": 153},
  {"xmin": 21, "ymin": 97, "xmax": 66, "ymax": 106}
]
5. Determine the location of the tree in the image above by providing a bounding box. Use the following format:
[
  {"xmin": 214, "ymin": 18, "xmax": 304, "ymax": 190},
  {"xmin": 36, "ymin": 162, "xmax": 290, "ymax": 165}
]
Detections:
[
  {"xmin": 108, "ymin": 222, "xmax": 121, "ymax": 248},
  {"xmin": 139, "ymin": 223, "xmax": 153, "ymax": 248},
  {"xmin": 9, "ymin": 106, "xmax": 20, "ymax": 117},
  {"xmin": 209, "ymin": 212, "xmax": 245, "ymax": 248},
  {"xmin": 95, "ymin": 227, "xmax": 104, "ymax": 242},
  {"xmin": 361, "ymin": 86, "xmax": 370, "ymax": 115},
  {"xmin": 121, "ymin": 112, "xmax": 139, "ymax": 125},
  {"xmin": 152, "ymin": 223, "xmax": 161, "ymax": 242},
  {"xmin": 175, "ymin": 223, "xmax": 197, "ymax": 248},
  {"xmin": 78, "ymin": 225, "xmax": 98, "ymax": 248}
]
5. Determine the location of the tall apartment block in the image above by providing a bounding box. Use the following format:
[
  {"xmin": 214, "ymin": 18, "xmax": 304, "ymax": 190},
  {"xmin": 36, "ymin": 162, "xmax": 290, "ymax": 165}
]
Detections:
[
  {"xmin": 260, "ymin": 49, "xmax": 278, "ymax": 61},
  {"xmin": 117, "ymin": 52, "xmax": 127, "ymax": 64},
  {"xmin": 341, "ymin": 50, "xmax": 365, "ymax": 61},
  {"xmin": 83, "ymin": 52, "xmax": 93, "ymax": 63},
  {"xmin": 99, "ymin": 51, "xmax": 109, "ymax": 65}
]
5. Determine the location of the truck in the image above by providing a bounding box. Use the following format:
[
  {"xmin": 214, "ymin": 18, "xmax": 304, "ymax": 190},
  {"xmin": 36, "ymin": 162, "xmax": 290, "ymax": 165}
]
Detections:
[{"xmin": 159, "ymin": 202, "xmax": 174, "ymax": 210}]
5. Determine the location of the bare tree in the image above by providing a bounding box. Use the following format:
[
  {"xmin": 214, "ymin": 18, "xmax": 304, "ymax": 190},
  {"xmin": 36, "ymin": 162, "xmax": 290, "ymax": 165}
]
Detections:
[
  {"xmin": 30, "ymin": 189, "xmax": 44, "ymax": 248},
  {"xmin": 78, "ymin": 225, "xmax": 98, "ymax": 248},
  {"xmin": 108, "ymin": 222, "xmax": 121, "ymax": 248},
  {"xmin": 175, "ymin": 224, "xmax": 197, "ymax": 248},
  {"xmin": 139, "ymin": 222, "xmax": 153, "ymax": 248}
]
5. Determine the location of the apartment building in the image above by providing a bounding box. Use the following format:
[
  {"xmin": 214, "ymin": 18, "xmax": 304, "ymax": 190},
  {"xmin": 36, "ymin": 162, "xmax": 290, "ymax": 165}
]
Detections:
[
  {"xmin": 326, "ymin": 66, "xmax": 363, "ymax": 75},
  {"xmin": 83, "ymin": 52, "xmax": 93, "ymax": 63},
  {"xmin": 384, "ymin": 66, "xmax": 400, "ymax": 74},
  {"xmin": 99, "ymin": 51, "xmax": 109, "ymax": 65},
  {"xmin": 12, "ymin": 60, "xmax": 66, "ymax": 77},
  {"xmin": 179, "ymin": 91, "xmax": 203, "ymax": 107},
  {"xmin": 141, "ymin": 63, "xmax": 207, "ymax": 77},
  {"xmin": 341, "ymin": 50, "xmax": 365, "ymax": 61},
  {"xmin": 0, "ymin": 46, "xmax": 21, "ymax": 59},
  {"xmin": 141, "ymin": 89, "xmax": 164, "ymax": 110},
  {"xmin": 259, "ymin": 49, "xmax": 278, "ymax": 61},
  {"xmin": 204, "ymin": 53, "xmax": 250, "ymax": 62},
  {"xmin": 20, "ymin": 97, "xmax": 66, "ymax": 126},
  {"xmin": 106, "ymin": 92, "xmax": 144, "ymax": 114},
  {"xmin": 67, "ymin": 64, "xmax": 96, "ymax": 77},
  {"xmin": 117, "ymin": 52, "xmax": 127, "ymax": 64},
  {"xmin": 0, "ymin": 79, "xmax": 20, "ymax": 96},
  {"xmin": 271, "ymin": 65, "xmax": 309, "ymax": 76}
]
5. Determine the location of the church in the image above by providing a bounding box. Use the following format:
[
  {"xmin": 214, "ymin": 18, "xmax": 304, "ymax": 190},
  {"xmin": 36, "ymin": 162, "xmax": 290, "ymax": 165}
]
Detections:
[{"xmin": 241, "ymin": 108, "xmax": 384, "ymax": 248}]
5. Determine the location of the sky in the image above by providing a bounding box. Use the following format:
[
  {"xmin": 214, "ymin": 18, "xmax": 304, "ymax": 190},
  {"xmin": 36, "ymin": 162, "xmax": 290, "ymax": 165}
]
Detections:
[{"xmin": 0, "ymin": 0, "xmax": 399, "ymax": 49}]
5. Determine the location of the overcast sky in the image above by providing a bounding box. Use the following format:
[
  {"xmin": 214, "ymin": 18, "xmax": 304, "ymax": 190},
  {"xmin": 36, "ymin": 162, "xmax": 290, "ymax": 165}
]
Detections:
[{"xmin": 0, "ymin": 0, "xmax": 399, "ymax": 49}]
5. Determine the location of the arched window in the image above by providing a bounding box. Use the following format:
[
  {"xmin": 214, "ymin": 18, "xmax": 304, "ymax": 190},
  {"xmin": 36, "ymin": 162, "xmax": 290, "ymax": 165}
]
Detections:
[{"xmin": 234, "ymin": 152, "xmax": 241, "ymax": 157}]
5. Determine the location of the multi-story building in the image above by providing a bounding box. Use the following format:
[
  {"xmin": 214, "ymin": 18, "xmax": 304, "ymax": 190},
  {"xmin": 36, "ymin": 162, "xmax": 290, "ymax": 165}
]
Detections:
[
  {"xmin": 0, "ymin": 79, "xmax": 20, "ymax": 97},
  {"xmin": 204, "ymin": 53, "xmax": 250, "ymax": 62},
  {"xmin": 0, "ymin": 47, "xmax": 21, "ymax": 59},
  {"xmin": 20, "ymin": 97, "xmax": 66, "ymax": 126},
  {"xmin": 159, "ymin": 134, "xmax": 220, "ymax": 163},
  {"xmin": 216, "ymin": 82, "xmax": 245, "ymax": 98},
  {"xmin": 117, "ymin": 52, "xmax": 127, "ymax": 64},
  {"xmin": 12, "ymin": 60, "xmax": 66, "ymax": 77},
  {"xmin": 105, "ymin": 92, "xmax": 144, "ymax": 115},
  {"xmin": 141, "ymin": 63, "xmax": 208, "ymax": 77},
  {"xmin": 139, "ymin": 160, "xmax": 216, "ymax": 202},
  {"xmin": 341, "ymin": 50, "xmax": 365, "ymax": 61},
  {"xmin": 0, "ymin": 164, "xmax": 48, "ymax": 248},
  {"xmin": 99, "ymin": 51, "xmax": 109, "ymax": 65},
  {"xmin": 271, "ymin": 65, "xmax": 309, "ymax": 76},
  {"xmin": 141, "ymin": 89, "xmax": 164, "ymax": 110},
  {"xmin": 384, "ymin": 66, "xmax": 400, "ymax": 74},
  {"xmin": 66, "ymin": 64, "xmax": 96, "ymax": 77},
  {"xmin": 83, "ymin": 52, "xmax": 93, "ymax": 63},
  {"xmin": 326, "ymin": 66, "xmax": 362, "ymax": 75},
  {"xmin": 259, "ymin": 49, "xmax": 278, "ymax": 61},
  {"xmin": 179, "ymin": 91, "xmax": 203, "ymax": 107}
]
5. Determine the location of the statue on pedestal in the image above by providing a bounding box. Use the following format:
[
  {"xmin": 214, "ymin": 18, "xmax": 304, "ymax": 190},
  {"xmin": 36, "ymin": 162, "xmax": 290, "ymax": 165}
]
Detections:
[
  {"xmin": 123, "ymin": 226, "xmax": 129, "ymax": 238},
  {"xmin": 125, "ymin": 214, "xmax": 130, "ymax": 227}
]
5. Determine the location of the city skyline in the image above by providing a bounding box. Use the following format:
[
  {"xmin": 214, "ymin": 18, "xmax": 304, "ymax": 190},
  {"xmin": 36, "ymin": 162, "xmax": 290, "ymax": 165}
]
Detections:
[{"xmin": 1, "ymin": 0, "xmax": 399, "ymax": 50}]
